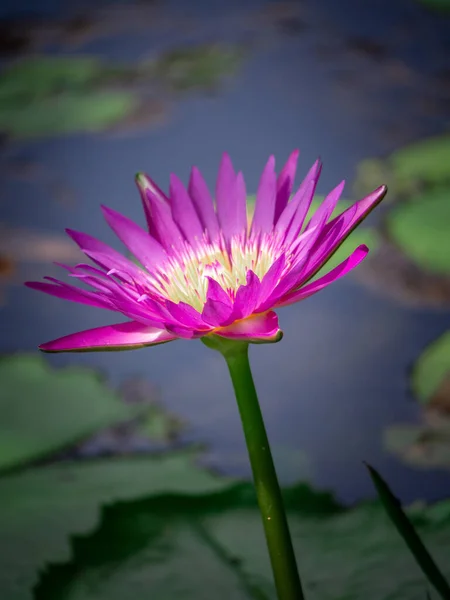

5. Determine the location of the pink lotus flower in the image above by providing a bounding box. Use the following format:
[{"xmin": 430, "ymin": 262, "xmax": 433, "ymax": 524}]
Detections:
[{"xmin": 26, "ymin": 152, "xmax": 386, "ymax": 352}]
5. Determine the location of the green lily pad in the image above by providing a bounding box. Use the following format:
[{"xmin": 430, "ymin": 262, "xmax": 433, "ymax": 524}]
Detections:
[
  {"xmin": 0, "ymin": 452, "xmax": 231, "ymax": 600},
  {"xmin": 154, "ymin": 44, "xmax": 245, "ymax": 91},
  {"xmin": 386, "ymin": 187, "xmax": 450, "ymax": 276},
  {"xmin": 0, "ymin": 91, "xmax": 137, "ymax": 139},
  {"xmin": 384, "ymin": 331, "xmax": 450, "ymax": 471},
  {"xmin": 0, "ymin": 57, "xmax": 137, "ymax": 138},
  {"xmin": 27, "ymin": 479, "xmax": 450, "ymax": 600},
  {"xmin": 353, "ymin": 135, "xmax": 450, "ymax": 198},
  {"xmin": 0, "ymin": 48, "xmax": 244, "ymax": 140},
  {"xmin": 390, "ymin": 136, "xmax": 450, "ymax": 191},
  {"xmin": 411, "ymin": 331, "xmax": 450, "ymax": 404},
  {"xmin": 0, "ymin": 57, "xmax": 104, "ymax": 100},
  {"xmin": 0, "ymin": 354, "xmax": 141, "ymax": 471}
]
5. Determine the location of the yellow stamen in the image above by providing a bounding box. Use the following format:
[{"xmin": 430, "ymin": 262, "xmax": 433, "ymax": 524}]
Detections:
[{"xmin": 150, "ymin": 233, "xmax": 283, "ymax": 311}]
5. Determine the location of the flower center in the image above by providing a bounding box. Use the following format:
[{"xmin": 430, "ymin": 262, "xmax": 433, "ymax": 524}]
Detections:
[{"xmin": 150, "ymin": 234, "xmax": 281, "ymax": 311}]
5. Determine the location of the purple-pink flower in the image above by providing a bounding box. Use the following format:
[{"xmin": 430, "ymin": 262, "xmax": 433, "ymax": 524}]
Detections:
[{"xmin": 26, "ymin": 151, "xmax": 386, "ymax": 352}]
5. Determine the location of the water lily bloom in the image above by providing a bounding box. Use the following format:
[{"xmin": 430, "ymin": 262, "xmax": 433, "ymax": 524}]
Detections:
[{"xmin": 26, "ymin": 152, "xmax": 386, "ymax": 352}]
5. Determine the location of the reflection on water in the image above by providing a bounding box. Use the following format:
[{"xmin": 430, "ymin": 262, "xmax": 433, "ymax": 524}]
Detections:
[{"xmin": 1, "ymin": 0, "xmax": 450, "ymax": 504}]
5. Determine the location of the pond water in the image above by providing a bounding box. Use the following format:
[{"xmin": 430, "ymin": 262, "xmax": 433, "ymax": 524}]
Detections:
[{"xmin": 1, "ymin": 0, "xmax": 450, "ymax": 506}]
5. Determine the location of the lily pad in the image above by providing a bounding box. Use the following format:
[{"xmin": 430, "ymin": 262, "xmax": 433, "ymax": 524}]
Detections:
[
  {"xmin": 386, "ymin": 187, "xmax": 450, "ymax": 276},
  {"xmin": 0, "ymin": 56, "xmax": 105, "ymax": 100},
  {"xmin": 411, "ymin": 331, "xmax": 450, "ymax": 405},
  {"xmin": 154, "ymin": 44, "xmax": 245, "ymax": 92},
  {"xmin": 353, "ymin": 135, "xmax": 450, "ymax": 199},
  {"xmin": 0, "ymin": 56, "xmax": 137, "ymax": 138},
  {"xmin": 390, "ymin": 136, "xmax": 450, "ymax": 191},
  {"xmin": 384, "ymin": 331, "xmax": 450, "ymax": 471},
  {"xmin": 28, "ymin": 479, "xmax": 450, "ymax": 600},
  {"xmin": 0, "ymin": 354, "xmax": 142, "ymax": 471},
  {"xmin": 0, "ymin": 452, "xmax": 230, "ymax": 600},
  {"xmin": 0, "ymin": 48, "xmax": 244, "ymax": 140},
  {"xmin": 0, "ymin": 91, "xmax": 137, "ymax": 139}
]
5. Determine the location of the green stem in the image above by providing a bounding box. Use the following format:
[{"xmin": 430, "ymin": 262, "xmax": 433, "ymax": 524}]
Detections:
[{"xmin": 205, "ymin": 338, "xmax": 304, "ymax": 600}]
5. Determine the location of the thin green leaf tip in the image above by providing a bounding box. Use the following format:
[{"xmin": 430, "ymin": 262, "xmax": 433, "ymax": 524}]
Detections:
[{"xmin": 365, "ymin": 462, "xmax": 450, "ymax": 600}]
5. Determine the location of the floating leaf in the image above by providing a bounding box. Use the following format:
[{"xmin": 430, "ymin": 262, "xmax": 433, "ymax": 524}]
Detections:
[
  {"xmin": 155, "ymin": 44, "xmax": 244, "ymax": 91},
  {"xmin": 0, "ymin": 354, "xmax": 142, "ymax": 471},
  {"xmin": 0, "ymin": 91, "xmax": 137, "ymax": 139},
  {"xmin": 0, "ymin": 49, "xmax": 244, "ymax": 140},
  {"xmin": 412, "ymin": 331, "xmax": 450, "ymax": 404},
  {"xmin": 0, "ymin": 452, "xmax": 231, "ymax": 600},
  {"xmin": 353, "ymin": 135, "xmax": 450, "ymax": 198},
  {"xmin": 22, "ymin": 478, "xmax": 450, "ymax": 600},
  {"xmin": 384, "ymin": 331, "xmax": 450, "ymax": 471},
  {"xmin": 390, "ymin": 136, "xmax": 450, "ymax": 191},
  {"xmin": 0, "ymin": 56, "xmax": 104, "ymax": 102},
  {"xmin": 386, "ymin": 187, "xmax": 450, "ymax": 276}
]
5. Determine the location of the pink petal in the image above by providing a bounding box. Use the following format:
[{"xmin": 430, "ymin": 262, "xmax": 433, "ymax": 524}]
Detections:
[
  {"xmin": 283, "ymin": 171, "xmax": 322, "ymax": 247},
  {"xmin": 274, "ymin": 149, "xmax": 299, "ymax": 223},
  {"xmin": 232, "ymin": 270, "xmax": 261, "ymax": 320},
  {"xmin": 39, "ymin": 321, "xmax": 177, "ymax": 353},
  {"xmin": 275, "ymin": 245, "xmax": 369, "ymax": 308},
  {"xmin": 65, "ymin": 229, "xmax": 144, "ymax": 281},
  {"xmin": 188, "ymin": 166, "xmax": 220, "ymax": 242},
  {"xmin": 215, "ymin": 153, "xmax": 247, "ymax": 241},
  {"xmin": 142, "ymin": 186, "xmax": 184, "ymax": 253},
  {"xmin": 163, "ymin": 324, "xmax": 198, "ymax": 339},
  {"xmin": 169, "ymin": 174, "xmax": 204, "ymax": 245},
  {"xmin": 215, "ymin": 310, "xmax": 283, "ymax": 343},
  {"xmin": 301, "ymin": 184, "xmax": 387, "ymax": 282},
  {"xmin": 25, "ymin": 280, "xmax": 113, "ymax": 310},
  {"xmin": 101, "ymin": 205, "xmax": 166, "ymax": 270},
  {"xmin": 251, "ymin": 155, "xmax": 276, "ymax": 234},
  {"xmin": 201, "ymin": 277, "xmax": 234, "ymax": 326},
  {"xmin": 275, "ymin": 159, "xmax": 322, "ymax": 241},
  {"xmin": 257, "ymin": 254, "xmax": 286, "ymax": 307},
  {"xmin": 135, "ymin": 173, "xmax": 170, "ymax": 241},
  {"xmin": 304, "ymin": 180, "xmax": 345, "ymax": 233},
  {"xmin": 257, "ymin": 229, "xmax": 319, "ymax": 312},
  {"xmin": 165, "ymin": 300, "xmax": 208, "ymax": 329}
]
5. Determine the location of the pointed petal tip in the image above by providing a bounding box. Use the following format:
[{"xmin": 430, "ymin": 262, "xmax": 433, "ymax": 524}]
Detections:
[
  {"xmin": 100, "ymin": 204, "xmax": 113, "ymax": 216},
  {"xmin": 169, "ymin": 172, "xmax": 183, "ymax": 188},
  {"xmin": 135, "ymin": 172, "xmax": 149, "ymax": 186},
  {"xmin": 220, "ymin": 152, "xmax": 234, "ymax": 168},
  {"xmin": 38, "ymin": 344, "xmax": 56, "ymax": 353},
  {"xmin": 36, "ymin": 322, "xmax": 177, "ymax": 353}
]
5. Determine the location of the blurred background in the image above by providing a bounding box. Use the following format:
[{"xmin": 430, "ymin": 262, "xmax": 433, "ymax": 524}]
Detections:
[{"xmin": 1, "ymin": 0, "xmax": 450, "ymax": 598}]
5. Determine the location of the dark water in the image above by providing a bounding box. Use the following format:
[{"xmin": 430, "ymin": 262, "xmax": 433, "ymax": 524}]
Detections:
[{"xmin": 1, "ymin": 0, "xmax": 450, "ymax": 505}]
